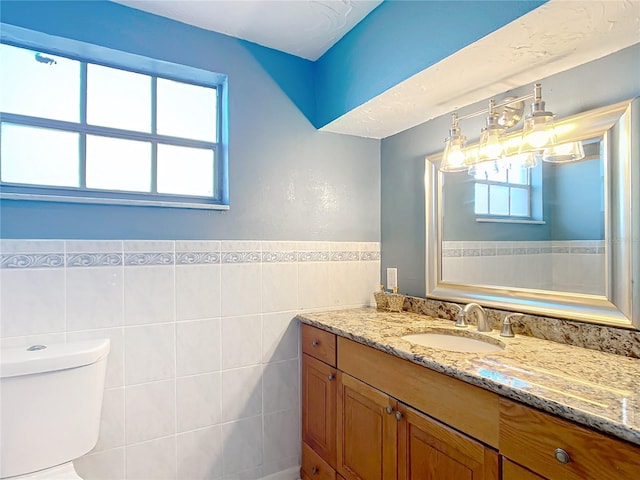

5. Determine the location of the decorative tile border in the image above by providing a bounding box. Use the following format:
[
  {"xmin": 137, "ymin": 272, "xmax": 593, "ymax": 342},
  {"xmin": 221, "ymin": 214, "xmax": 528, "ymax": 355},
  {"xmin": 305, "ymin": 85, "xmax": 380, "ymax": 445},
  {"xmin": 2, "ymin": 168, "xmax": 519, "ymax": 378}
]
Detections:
[
  {"xmin": 331, "ymin": 251, "xmax": 360, "ymax": 261},
  {"xmin": 221, "ymin": 251, "xmax": 261, "ymax": 264},
  {"xmin": 0, "ymin": 253, "xmax": 65, "ymax": 269},
  {"xmin": 442, "ymin": 240, "xmax": 605, "ymax": 257},
  {"xmin": 176, "ymin": 252, "xmax": 221, "ymax": 265},
  {"xmin": 66, "ymin": 253, "xmax": 122, "ymax": 267},
  {"xmin": 298, "ymin": 251, "xmax": 332, "ymax": 262},
  {"xmin": 0, "ymin": 242, "xmax": 380, "ymax": 269},
  {"xmin": 360, "ymin": 251, "xmax": 381, "ymax": 261},
  {"xmin": 124, "ymin": 252, "xmax": 174, "ymax": 266},
  {"xmin": 262, "ymin": 251, "xmax": 298, "ymax": 263}
]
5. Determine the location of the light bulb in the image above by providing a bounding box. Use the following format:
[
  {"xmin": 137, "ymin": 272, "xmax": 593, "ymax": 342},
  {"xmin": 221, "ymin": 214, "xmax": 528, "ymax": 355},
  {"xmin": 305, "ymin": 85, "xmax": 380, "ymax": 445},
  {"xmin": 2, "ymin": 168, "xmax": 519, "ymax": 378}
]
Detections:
[
  {"xmin": 440, "ymin": 113, "xmax": 468, "ymax": 172},
  {"xmin": 519, "ymin": 83, "xmax": 557, "ymax": 154},
  {"xmin": 524, "ymin": 130, "xmax": 550, "ymax": 149},
  {"xmin": 480, "ymin": 140, "xmax": 503, "ymax": 159},
  {"xmin": 447, "ymin": 148, "xmax": 465, "ymax": 167}
]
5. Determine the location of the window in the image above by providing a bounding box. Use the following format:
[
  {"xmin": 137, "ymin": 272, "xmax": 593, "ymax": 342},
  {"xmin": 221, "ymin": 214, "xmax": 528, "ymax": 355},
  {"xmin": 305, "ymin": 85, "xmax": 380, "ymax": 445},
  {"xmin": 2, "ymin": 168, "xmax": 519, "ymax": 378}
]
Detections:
[
  {"xmin": 473, "ymin": 164, "xmax": 531, "ymax": 218},
  {"xmin": 0, "ymin": 43, "xmax": 226, "ymax": 208}
]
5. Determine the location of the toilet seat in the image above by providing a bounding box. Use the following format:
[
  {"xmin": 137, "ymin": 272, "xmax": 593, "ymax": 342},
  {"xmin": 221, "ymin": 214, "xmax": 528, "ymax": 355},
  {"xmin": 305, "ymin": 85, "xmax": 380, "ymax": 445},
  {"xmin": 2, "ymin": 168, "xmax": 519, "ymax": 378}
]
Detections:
[{"xmin": 3, "ymin": 463, "xmax": 82, "ymax": 480}]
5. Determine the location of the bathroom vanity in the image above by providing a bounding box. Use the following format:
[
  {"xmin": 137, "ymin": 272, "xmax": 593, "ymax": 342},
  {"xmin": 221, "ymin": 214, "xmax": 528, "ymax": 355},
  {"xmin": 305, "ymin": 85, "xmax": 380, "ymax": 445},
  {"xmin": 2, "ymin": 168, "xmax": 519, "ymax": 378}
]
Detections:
[{"xmin": 298, "ymin": 309, "xmax": 640, "ymax": 480}]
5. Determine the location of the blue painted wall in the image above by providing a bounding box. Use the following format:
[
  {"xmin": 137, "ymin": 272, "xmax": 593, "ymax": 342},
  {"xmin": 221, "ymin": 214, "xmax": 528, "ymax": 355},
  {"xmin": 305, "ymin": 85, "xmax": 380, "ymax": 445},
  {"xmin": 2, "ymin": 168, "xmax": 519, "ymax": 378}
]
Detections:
[
  {"xmin": 547, "ymin": 158, "xmax": 605, "ymax": 241},
  {"xmin": 380, "ymin": 44, "xmax": 640, "ymax": 297},
  {"xmin": 0, "ymin": 1, "xmax": 380, "ymax": 240},
  {"xmin": 314, "ymin": 0, "xmax": 545, "ymax": 128}
]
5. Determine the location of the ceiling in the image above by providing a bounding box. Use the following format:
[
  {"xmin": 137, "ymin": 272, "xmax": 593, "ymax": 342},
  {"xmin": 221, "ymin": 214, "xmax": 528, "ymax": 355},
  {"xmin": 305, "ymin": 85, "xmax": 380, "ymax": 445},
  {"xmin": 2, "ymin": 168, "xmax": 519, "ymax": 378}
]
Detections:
[
  {"xmin": 112, "ymin": 0, "xmax": 382, "ymax": 61},
  {"xmin": 112, "ymin": 0, "xmax": 639, "ymax": 139},
  {"xmin": 323, "ymin": 0, "xmax": 640, "ymax": 138}
]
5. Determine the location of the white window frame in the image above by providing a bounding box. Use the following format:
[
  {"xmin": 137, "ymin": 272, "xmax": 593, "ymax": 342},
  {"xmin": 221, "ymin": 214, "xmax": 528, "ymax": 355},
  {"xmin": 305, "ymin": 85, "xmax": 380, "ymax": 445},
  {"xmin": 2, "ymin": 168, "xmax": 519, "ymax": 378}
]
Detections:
[
  {"xmin": 0, "ymin": 40, "xmax": 228, "ymax": 210},
  {"xmin": 474, "ymin": 167, "xmax": 533, "ymax": 219}
]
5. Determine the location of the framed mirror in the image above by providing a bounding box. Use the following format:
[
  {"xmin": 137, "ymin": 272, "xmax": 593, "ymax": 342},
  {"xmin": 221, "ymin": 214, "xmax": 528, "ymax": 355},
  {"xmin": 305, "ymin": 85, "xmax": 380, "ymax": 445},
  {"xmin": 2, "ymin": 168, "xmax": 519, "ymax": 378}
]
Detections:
[{"xmin": 426, "ymin": 98, "xmax": 639, "ymax": 328}]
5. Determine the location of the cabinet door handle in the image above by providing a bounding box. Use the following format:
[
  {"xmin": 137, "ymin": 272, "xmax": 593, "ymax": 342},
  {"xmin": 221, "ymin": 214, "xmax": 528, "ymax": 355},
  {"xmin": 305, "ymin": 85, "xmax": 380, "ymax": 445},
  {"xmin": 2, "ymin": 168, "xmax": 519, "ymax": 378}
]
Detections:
[
  {"xmin": 328, "ymin": 373, "xmax": 335, "ymax": 381},
  {"xmin": 554, "ymin": 448, "xmax": 570, "ymax": 464},
  {"xmin": 386, "ymin": 406, "xmax": 394, "ymax": 414},
  {"xmin": 312, "ymin": 340, "xmax": 319, "ymax": 347},
  {"xmin": 395, "ymin": 411, "xmax": 403, "ymax": 421},
  {"xmin": 311, "ymin": 466, "xmax": 319, "ymax": 475}
]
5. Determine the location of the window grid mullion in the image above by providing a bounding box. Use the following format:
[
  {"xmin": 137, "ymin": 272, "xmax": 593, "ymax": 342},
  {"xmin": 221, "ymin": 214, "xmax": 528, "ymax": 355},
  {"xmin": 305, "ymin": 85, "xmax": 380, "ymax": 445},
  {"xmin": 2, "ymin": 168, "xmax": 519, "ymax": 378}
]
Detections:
[
  {"xmin": 151, "ymin": 77, "xmax": 158, "ymax": 194},
  {"xmin": 0, "ymin": 112, "xmax": 217, "ymax": 150},
  {"xmin": 79, "ymin": 62, "xmax": 88, "ymax": 188}
]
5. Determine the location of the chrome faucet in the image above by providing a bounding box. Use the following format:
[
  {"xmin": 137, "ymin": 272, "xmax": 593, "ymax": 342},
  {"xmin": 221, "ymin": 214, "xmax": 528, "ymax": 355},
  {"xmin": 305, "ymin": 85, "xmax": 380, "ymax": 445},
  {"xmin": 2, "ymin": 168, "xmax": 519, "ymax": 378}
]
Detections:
[{"xmin": 459, "ymin": 303, "xmax": 491, "ymax": 332}]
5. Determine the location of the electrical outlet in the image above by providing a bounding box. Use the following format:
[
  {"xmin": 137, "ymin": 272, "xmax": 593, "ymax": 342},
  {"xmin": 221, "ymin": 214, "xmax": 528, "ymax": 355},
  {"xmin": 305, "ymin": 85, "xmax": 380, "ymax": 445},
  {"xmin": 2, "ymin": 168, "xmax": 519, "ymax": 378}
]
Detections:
[{"xmin": 386, "ymin": 268, "xmax": 398, "ymax": 290}]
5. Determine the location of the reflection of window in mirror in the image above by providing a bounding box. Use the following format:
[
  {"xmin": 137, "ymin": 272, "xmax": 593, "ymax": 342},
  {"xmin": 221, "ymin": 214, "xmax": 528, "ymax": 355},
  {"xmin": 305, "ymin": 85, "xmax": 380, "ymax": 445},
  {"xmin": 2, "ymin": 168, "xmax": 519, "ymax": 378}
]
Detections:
[
  {"xmin": 473, "ymin": 165, "xmax": 536, "ymax": 219},
  {"xmin": 441, "ymin": 138, "xmax": 605, "ymax": 295}
]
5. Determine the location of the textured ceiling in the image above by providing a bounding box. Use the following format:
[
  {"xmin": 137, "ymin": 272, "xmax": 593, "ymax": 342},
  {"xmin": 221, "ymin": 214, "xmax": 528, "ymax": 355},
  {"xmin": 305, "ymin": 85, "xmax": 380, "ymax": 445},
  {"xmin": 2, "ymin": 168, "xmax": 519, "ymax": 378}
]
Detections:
[
  {"xmin": 322, "ymin": 0, "xmax": 640, "ymax": 138},
  {"xmin": 112, "ymin": 0, "xmax": 639, "ymax": 139},
  {"xmin": 112, "ymin": 0, "xmax": 382, "ymax": 61}
]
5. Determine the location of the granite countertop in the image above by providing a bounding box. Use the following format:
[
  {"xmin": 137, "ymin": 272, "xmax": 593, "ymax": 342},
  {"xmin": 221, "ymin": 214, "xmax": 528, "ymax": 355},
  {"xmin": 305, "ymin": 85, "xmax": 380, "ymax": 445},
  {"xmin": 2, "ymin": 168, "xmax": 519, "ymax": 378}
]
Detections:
[{"xmin": 296, "ymin": 307, "xmax": 640, "ymax": 446}]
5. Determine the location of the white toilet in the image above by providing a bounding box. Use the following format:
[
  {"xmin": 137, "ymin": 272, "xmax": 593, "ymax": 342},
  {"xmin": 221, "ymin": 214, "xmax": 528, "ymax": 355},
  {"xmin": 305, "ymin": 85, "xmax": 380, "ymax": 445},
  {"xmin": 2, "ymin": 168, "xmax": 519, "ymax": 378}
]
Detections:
[{"xmin": 0, "ymin": 339, "xmax": 110, "ymax": 479}]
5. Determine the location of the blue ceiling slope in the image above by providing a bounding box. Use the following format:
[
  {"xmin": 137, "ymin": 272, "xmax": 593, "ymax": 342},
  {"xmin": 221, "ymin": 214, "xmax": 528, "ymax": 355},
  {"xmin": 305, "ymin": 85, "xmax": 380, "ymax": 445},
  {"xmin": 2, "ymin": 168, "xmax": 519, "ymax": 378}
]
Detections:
[
  {"xmin": 0, "ymin": 0, "xmax": 316, "ymax": 125},
  {"xmin": 314, "ymin": 0, "xmax": 546, "ymax": 129}
]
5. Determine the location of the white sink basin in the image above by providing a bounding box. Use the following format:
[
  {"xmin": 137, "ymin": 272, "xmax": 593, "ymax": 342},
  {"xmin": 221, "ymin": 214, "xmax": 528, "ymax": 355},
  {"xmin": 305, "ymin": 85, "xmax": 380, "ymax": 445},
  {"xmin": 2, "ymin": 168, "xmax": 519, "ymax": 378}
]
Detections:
[{"xmin": 401, "ymin": 333, "xmax": 504, "ymax": 353}]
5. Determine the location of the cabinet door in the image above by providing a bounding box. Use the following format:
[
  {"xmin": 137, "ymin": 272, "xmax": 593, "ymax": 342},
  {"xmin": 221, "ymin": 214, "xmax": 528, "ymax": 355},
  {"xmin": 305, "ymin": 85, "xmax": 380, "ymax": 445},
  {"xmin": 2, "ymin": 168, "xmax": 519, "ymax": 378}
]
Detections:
[
  {"xmin": 302, "ymin": 353, "xmax": 337, "ymax": 468},
  {"xmin": 337, "ymin": 372, "xmax": 397, "ymax": 480},
  {"xmin": 397, "ymin": 404, "xmax": 499, "ymax": 480}
]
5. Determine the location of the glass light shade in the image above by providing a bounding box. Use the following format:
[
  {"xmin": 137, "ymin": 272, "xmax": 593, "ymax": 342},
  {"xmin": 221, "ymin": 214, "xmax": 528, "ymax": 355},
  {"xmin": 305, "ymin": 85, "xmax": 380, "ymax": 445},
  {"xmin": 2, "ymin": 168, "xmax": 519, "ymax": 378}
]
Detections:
[
  {"xmin": 477, "ymin": 125, "xmax": 504, "ymax": 162},
  {"xmin": 519, "ymin": 112, "xmax": 557, "ymax": 153},
  {"xmin": 440, "ymin": 133, "xmax": 468, "ymax": 172},
  {"xmin": 504, "ymin": 152, "xmax": 538, "ymax": 170},
  {"xmin": 468, "ymin": 159, "xmax": 501, "ymax": 178},
  {"xmin": 543, "ymin": 141, "xmax": 585, "ymax": 163}
]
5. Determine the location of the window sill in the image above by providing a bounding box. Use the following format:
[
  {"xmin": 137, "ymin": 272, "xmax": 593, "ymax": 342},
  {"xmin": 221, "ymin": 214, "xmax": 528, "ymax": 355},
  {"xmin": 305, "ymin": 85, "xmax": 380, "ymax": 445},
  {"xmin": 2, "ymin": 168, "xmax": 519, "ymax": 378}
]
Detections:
[
  {"xmin": 0, "ymin": 192, "xmax": 230, "ymax": 210},
  {"xmin": 475, "ymin": 217, "xmax": 545, "ymax": 225}
]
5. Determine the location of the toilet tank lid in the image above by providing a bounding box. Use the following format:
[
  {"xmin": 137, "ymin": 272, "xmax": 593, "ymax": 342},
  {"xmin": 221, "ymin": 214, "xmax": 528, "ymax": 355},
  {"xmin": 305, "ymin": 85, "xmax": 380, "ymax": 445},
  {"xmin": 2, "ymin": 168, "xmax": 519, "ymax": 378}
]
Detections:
[{"xmin": 0, "ymin": 338, "xmax": 110, "ymax": 378}]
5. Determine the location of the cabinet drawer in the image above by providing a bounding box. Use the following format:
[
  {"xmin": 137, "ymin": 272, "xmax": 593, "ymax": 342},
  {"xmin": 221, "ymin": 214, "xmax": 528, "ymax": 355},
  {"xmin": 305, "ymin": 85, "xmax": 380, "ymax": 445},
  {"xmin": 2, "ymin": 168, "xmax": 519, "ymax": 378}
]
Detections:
[
  {"xmin": 302, "ymin": 441, "xmax": 336, "ymax": 480},
  {"xmin": 502, "ymin": 458, "xmax": 546, "ymax": 480},
  {"xmin": 302, "ymin": 324, "xmax": 336, "ymax": 366},
  {"xmin": 500, "ymin": 398, "xmax": 640, "ymax": 480}
]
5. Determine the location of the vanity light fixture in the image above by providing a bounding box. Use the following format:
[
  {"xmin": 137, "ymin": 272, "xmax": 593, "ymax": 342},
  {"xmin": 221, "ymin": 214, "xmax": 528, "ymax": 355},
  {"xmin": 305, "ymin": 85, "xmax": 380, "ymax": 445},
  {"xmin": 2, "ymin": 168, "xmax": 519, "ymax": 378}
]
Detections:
[
  {"xmin": 440, "ymin": 112, "xmax": 468, "ymax": 172},
  {"xmin": 477, "ymin": 100, "xmax": 506, "ymax": 163},
  {"xmin": 519, "ymin": 83, "xmax": 557, "ymax": 153},
  {"xmin": 439, "ymin": 83, "xmax": 564, "ymax": 174},
  {"xmin": 542, "ymin": 140, "xmax": 586, "ymax": 163}
]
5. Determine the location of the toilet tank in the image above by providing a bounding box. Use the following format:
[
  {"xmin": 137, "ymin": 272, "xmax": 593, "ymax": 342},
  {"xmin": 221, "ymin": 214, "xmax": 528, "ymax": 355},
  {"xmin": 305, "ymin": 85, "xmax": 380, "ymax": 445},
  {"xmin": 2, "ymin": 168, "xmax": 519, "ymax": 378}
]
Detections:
[{"xmin": 0, "ymin": 339, "xmax": 110, "ymax": 479}]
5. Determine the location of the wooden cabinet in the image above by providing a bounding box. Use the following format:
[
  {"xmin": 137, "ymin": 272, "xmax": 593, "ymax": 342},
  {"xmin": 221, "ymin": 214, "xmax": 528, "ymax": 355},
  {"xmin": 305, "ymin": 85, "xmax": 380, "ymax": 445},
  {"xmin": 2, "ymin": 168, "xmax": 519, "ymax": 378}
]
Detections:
[
  {"xmin": 302, "ymin": 353, "xmax": 337, "ymax": 467},
  {"xmin": 502, "ymin": 459, "xmax": 546, "ymax": 480},
  {"xmin": 302, "ymin": 442, "xmax": 336, "ymax": 480},
  {"xmin": 301, "ymin": 324, "xmax": 338, "ymax": 479},
  {"xmin": 500, "ymin": 398, "xmax": 640, "ymax": 480},
  {"xmin": 301, "ymin": 324, "xmax": 640, "ymax": 480},
  {"xmin": 337, "ymin": 336, "xmax": 499, "ymax": 448},
  {"xmin": 302, "ymin": 324, "xmax": 336, "ymax": 365},
  {"xmin": 337, "ymin": 373, "xmax": 397, "ymax": 480},
  {"xmin": 398, "ymin": 403, "xmax": 499, "ymax": 480},
  {"xmin": 336, "ymin": 371, "xmax": 498, "ymax": 480}
]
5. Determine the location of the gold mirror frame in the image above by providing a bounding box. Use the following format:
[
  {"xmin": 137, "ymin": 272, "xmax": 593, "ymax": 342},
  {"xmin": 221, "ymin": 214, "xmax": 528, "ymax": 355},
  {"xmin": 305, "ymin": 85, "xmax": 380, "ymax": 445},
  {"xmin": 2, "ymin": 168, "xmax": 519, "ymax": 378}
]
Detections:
[{"xmin": 426, "ymin": 98, "xmax": 639, "ymax": 328}]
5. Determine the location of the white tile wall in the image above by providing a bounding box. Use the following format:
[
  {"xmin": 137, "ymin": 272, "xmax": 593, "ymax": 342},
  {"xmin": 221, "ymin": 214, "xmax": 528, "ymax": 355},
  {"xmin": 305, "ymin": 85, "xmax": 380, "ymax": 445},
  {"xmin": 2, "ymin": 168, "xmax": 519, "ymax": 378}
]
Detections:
[
  {"xmin": 0, "ymin": 239, "xmax": 380, "ymax": 480},
  {"xmin": 442, "ymin": 240, "xmax": 605, "ymax": 294}
]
